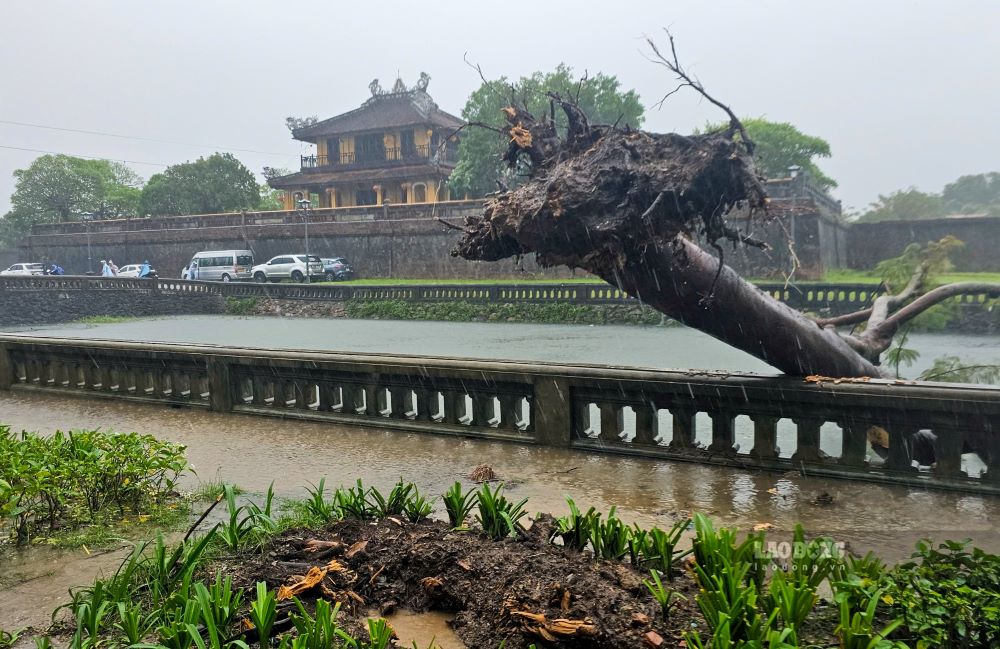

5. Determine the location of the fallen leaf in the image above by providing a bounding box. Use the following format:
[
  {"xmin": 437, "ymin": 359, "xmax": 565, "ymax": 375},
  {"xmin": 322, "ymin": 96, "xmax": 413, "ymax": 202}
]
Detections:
[{"xmin": 345, "ymin": 540, "xmax": 368, "ymax": 558}]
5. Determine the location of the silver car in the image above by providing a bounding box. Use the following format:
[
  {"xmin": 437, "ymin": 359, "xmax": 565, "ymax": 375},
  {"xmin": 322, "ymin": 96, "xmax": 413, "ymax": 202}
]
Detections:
[{"xmin": 1, "ymin": 263, "xmax": 45, "ymax": 276}]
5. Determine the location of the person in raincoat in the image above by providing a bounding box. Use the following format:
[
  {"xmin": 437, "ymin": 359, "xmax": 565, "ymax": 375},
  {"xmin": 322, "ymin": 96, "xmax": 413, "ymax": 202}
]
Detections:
[
  {"xmin": 100, "ymin": 259, "xmax": 113, "ymax": 277},
  {"xmin": 108, "ymin": 259, "xmax": 119, "ymax": 276},
  {"xmin": 139, "ymin": 260, "xmax": 152, "ymax": 278},
  {"xmin": 188, "ymin": 259, "xmax": 199, "ymax": 280}
]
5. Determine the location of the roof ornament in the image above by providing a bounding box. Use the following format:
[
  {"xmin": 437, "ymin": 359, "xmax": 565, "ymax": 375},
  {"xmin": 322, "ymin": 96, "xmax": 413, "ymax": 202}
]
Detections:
[
  {"xmin": 391, "ymin": 77, "xmax": 407, "ymax": 93},
  {"xmin": 368, "ymin": 78, "xmax": 382, "ymax": 97},
  {"xmin": 415, "ymin": 72, "xmax": 430, "ymax": 93}
]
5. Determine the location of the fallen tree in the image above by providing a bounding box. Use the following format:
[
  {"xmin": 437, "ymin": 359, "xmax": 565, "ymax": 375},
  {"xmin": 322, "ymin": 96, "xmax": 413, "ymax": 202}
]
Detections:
[{"xmin": 450, "ymin": 34, "xmax": 1000, "ymax": 379}]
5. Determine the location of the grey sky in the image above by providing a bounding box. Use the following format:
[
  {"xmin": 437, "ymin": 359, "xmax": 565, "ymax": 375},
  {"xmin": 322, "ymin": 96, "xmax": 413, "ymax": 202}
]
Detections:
[{"xmin": 1, "ymin": 0, "xmax": 997, "ymax": 216}]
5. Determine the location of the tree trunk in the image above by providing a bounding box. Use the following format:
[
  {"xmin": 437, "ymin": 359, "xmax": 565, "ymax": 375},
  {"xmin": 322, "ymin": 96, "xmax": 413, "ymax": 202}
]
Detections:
[{"xmin": 600, "ymin": 237, "xmax": 882, "ymax": 376}]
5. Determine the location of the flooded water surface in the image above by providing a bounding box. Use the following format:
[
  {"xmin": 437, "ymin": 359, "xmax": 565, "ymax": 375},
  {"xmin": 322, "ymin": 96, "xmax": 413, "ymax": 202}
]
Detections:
[{"xmin": 1, "ymin": 317, "xmax": 998, "ymax": 631}]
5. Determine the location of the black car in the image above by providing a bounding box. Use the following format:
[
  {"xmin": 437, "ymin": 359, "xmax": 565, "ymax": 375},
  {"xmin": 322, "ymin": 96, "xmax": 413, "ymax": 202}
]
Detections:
[{"xmin": 321, "ymin": 257, "xmax": 355, "ymax": 281}]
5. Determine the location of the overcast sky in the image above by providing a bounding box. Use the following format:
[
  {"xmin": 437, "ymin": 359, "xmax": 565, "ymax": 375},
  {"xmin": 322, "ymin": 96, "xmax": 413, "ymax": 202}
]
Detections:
[{"xmin": 1, "ymin": 0, "xmax": 997, "ymax": 216}]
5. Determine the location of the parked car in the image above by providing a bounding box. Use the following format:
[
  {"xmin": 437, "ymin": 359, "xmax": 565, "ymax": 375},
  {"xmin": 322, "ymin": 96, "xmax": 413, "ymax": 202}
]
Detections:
[
  {"xmin": 321, "ymin": 257, "xmax": 355, "ymax": 281},
  {"xmin": 182, "ymin": 249, "xmax": 254, "ymax": 282},
  {"xmin": 251, "ymin": 254, "xmax": 324, "ymax": 283},
  {"xmin": 118, "ymin": 263, "xmax": 158, "ymax": 278},
  {"xmin": 1, "ymin": 263, "xmax": 45, "ymax": 276}
]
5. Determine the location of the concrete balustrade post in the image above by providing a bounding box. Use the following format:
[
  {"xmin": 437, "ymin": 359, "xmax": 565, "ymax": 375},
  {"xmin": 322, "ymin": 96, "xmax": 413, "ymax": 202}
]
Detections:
[
  {"xmin": 838, "ymin": 421, "xmax": 868, "ymax": 467},
  {"xmin": 499, "ymin": 394, "xmax": 521, "ymax": 430},
  {"xmin": 441, "ymin": 390, "xmax": 459, "ymax": 424},
  {"xmin": 708, "ymin": 411, "xmax": 736, "ymax": 454},
  {"xmin": 933, "ymin": 425, "xmax": 966, "ymax": 479},
  {"xmin": 415, "ymin": 388, "xmax": 434, "ymax": 422},
  {"xmin": 599, "ymin": 403, "xmax": 622, "ymax": 443},
  {"xmin": 633, "ymin": 403, "xmax": 658, "ymax": 445},
  {"xmin": 791, "ymin": 418, "xmax": 824, "ymax": 463},
  {"xmin": 886, "ymin": 425, "xmax": 918, "ymax": 473},
  {"xmin": 0, "ymin": 343, "xmax": 12, "ymax": 389},
  {"xmin": 389, "ymin": 386, "xmax": 409, "ymax": 419},
  {"xmin": 669, "ymin": 408, "xmax": 696, "ymax": 449},
  {"xmin": 207, "ymin": 359, "xmax": 232, "ymax": 412},
  {"xmin": 533, "ymin": 377, "xmax": 570, "ymax": 446},
  {"xmin": 749, "ymin": 415, "xmax": 779, "ymax": 459}
]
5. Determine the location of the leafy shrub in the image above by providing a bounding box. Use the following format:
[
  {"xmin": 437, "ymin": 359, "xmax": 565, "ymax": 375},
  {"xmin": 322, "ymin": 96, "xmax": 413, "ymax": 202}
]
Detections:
[
  {"xmin": 0, "ymin": 426, "xmax": 187, "ymax": 544},
  {"xmin": 883, "ymin": 539, "xmax": 1000, "ymax": 647},
  {"xmin": 224, "ymin": 296, "xmax": 260, "ymax": 315},
  {"xmin": 442, "ymin": 481, "xmax": 477, "ymax": 529}
]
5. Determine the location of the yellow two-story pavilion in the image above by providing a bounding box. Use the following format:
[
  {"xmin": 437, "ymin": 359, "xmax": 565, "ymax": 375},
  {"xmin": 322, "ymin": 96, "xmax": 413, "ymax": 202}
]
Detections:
[{"xmin": 270, "ymin": 74, "xmax": 463, "ymax": 209}]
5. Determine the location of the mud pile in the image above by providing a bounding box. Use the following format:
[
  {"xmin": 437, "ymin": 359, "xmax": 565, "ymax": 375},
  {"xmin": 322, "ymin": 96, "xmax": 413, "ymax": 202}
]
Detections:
[{"xmin": 221, "ymin": 516, "xmax": 704, "ymax": 648}]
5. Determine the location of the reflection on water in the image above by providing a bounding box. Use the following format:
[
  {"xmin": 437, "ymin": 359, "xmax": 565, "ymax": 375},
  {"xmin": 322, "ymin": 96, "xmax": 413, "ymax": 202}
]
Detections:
[{"xmin": 380, "ymin": 610, "xmax": 464, "ymax": 649}]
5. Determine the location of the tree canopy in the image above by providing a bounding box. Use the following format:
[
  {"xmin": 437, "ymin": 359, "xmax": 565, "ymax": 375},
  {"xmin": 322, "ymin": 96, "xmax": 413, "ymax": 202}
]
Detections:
[
  {"xmin": 701, "ymin": 118, "xmax": 836, "ymax": 189},
  {"xmin": 139, "ymin": 153, "xmax": 260, "ymax": 216},
  {"xmin": 857, "ymin": 171, "xmax": 1000, "ymax": 222},
  {"xmin": 448, "ymin": 64, "xmax": 644, "ymax": 198},
  {"xmin": 0, "ymin": 155, "xmax": 142, "ymax": 245}
]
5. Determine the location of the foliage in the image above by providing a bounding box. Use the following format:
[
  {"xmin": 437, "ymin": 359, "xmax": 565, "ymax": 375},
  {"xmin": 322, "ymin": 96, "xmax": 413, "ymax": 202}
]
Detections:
[
  {"xmin": 643, "ymin": 569, "xmax": 683, "ymax": 623},
  {"xmin": 474, "ymin": 482, "xmax": 527, "ymax": 539},
  {"xmin": 0, "ymin": 627, "xmax": 23, "ymax": 649},
  {"xmin": 0, "ymin": 155, "xmax": 142, "ymax": 244},
  {"xmin": 344, "ymin": 299, "xmax": 667, "ymax": 326},
  {"xmin": 367, "ymin": 479, "xmax": 412, "ymax": 517},
  {"xmin": 448, "ymin": 64, "xmax": 644, "ymax": 198},
  {"xmin": 402, "ymin": 486, "xmax": 433, "ymax": 523},
  {"xmin": 139, "ymin": 152, "xmax": 260, "ymax": 216},
  {"xmin": 882, "ymin": 539, "xmax": 1000, "ymax": 648},
  {"xmin": 551, "ymin": 497, "xmax": 599, "ymax": 551},
  {"xmin": 225, "ymin": 296, "xmax": 261, "ymax": 316},
  {"xmin": 884, "ymin": 328, "xmax": 919, "ymax": 379},
  {"xmin": 588, "ymin": 506, "xmax": 631, "ymax": 560},
  {"xmin": 942, "ymin": 171, "xmax": 1000, "ymax": 214},
  {"xmin": 857, "ymin": 188, "xmax": 945, "ymax": 223},
  {"xmin": 702, "ymin": 117, "xmax": 837, "ymax": 189},
  {"xmin": 642, "ymin": 520, "xmax": 692, "ymax": 578},
  {"xmin": 834, "ymin": 589, "xmax": 906, "ymax": 649},
  {"xmin": 874, "ymin": 235, "xmax": 963, "ymax": 291},
  {"xmin": 442, "ymin": 481, "xmax": 477, "ymax": 529},
  {"xmin": 0, "ymin": 426, "xmax": 187, "ymax": 545},
  {"xmin": 918, "ymin": 354, "xmax": 1000, "ymax": 384}
]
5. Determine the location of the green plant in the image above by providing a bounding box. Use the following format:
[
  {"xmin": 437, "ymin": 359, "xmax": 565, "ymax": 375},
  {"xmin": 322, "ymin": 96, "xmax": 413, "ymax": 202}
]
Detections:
[
  {"xmin": 303, "ymin": 478, "xmax": 338, "ymax": 522},
  {"xmin": 882, "ymin": 539, "xmax": 1000, "ymax": 647},
  {"xmin": 114, "ymin": 601, "xmax": 159, "ymax": 645},
  {"xmin": 225, "ymin": 296, "xmax": 261, "ymax": 316},
  {"xmin": 292, "ymin": 598, "xmax": 343, "ymax": 649},
  {"xmin": 336, "ymin": 480, "xmax": 373, "ymax": 519},
  {"xmin": 368, "ymin": 479, "xmax": 413, "ymax": 517},
  {"xmin": 551, "ymin": 497, "xmax": 598, "ymax": 551},
  {"xmin": 474, "ymin": 482, "xmax": 527, "ymax": 540},
  {"xmin": 442, "ymin": 481, "xmax": 477, "ymax": 529},
  {"xmin": 589, "ymin": 506, "xmax": 631, "ymax": 560},
  {"xmin": 156, "ymin": 598, "xmax": 203, "ymax": 649},
  {"xmin": 643, "ymin": 569, "xmax": 683, "ymax": 623},
  {"xmin": 33, "ymin": 636, "xmax": 52, "ymax": 649},
  {"xmin": 642, "ymin": 519, "xmax": 692, "ymax": 578},
  {"xmin": 835, "ymin": 589, "xmax": 906, "ymax": 649},
  {"xmin": 0, "ymin": 628, "xmax": 23, "ymax": 649},
  {"xmin": 248, "ymin": 582, "xmax": 278, "ymax": 649},
  {"xmin": 402, "ymin": 486, "xmax": 433, "ymax": 523}
]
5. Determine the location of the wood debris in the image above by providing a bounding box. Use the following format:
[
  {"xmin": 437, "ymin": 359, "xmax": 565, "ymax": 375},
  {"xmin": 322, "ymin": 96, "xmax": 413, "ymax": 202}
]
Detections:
[
  {"xmin": 345, "ymin": 540, "xmax": 368, "ymax": 558},
  {"xmin": 468, "ymin": 464, "xmax": 498, "ymax": 482},
  {"xmin": 277, "ymin": 566, "xmax": 327, "ymax": 600},
  {"xmin": 303, "ymin": 538, "xmax": 342, "ymax": 553},
  {"xmin": 510, "ymin": 609, "xmax": 597, "ymax": 639}
]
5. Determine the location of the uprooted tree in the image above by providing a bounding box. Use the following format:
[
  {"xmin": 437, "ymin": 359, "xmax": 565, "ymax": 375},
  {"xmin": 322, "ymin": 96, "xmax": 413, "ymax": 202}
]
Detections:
[{"xmin": 450, "ymin": 34, "xmax": 1000, "ymax": 379}]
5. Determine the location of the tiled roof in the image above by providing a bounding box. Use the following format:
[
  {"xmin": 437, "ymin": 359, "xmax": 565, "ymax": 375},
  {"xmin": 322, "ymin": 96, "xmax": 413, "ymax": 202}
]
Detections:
[
  {"xmin": 294, "ymin": 90, "xmax": 463, "ymax": 140},
  {"xmin": 268, "ymin": 163, "xmax": 450, "ymax": 189}
]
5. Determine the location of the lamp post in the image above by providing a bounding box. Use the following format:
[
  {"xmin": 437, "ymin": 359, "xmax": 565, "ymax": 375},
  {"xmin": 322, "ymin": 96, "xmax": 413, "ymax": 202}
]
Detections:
[
  {"xmin": 297, "ymin": 198, "xmax": 312, "ymax": 283},
  {"xmin": 81, "ymin": 212, "xmax": 95, "ymax": 275}
]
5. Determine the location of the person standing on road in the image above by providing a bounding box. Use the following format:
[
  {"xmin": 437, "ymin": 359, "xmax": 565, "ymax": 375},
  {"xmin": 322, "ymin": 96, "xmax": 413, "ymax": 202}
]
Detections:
[
  {"xmin": 188, "ymin": 259, "xmax": 199, "ymax": 280},
  {"xmin": 100, "ymin": 259, "xmax": 113, "ymax": 277},
  {"xmin": 109, "ymin": 259, "xmax": 119, "ymax": 276}
]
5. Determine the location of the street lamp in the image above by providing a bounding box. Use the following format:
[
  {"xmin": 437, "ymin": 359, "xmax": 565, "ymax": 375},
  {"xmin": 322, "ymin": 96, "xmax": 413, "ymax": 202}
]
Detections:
[
  {"xmin": 81, "ymin": 212, "xmax": 95, "ymax": 275},
  {"xmin": 297, "ymin": 198, "xmax": 312, "ymax": 283}
]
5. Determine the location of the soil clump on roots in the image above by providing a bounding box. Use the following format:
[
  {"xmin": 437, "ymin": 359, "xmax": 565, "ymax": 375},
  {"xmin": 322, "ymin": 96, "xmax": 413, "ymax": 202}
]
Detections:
[{"xmin": 219, "ymin": 517, "xmax": 703, "ymax": 648}]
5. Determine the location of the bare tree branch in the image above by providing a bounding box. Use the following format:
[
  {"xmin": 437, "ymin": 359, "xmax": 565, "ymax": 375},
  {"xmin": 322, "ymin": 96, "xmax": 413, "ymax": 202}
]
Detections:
[{"xmin": 815, "ymin": 261, "xmax": 929, "ymax": 328}]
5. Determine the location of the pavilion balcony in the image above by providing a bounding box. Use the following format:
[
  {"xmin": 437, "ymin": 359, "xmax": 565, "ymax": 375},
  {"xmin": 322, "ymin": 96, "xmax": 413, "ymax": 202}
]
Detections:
[{"xmin": 300, "ymin": 144, "xmax": 458, "ymax": 172}]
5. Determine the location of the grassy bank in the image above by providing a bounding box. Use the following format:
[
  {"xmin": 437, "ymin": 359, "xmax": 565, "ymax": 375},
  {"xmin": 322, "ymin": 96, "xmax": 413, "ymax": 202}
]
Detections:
[
  {"xmin": 344, "ymin": 298, "xmax": 670, "ymax": 326},
  {"xmin": 22, "ymin": 478, "xmax": 1000, "ymax": 648}
]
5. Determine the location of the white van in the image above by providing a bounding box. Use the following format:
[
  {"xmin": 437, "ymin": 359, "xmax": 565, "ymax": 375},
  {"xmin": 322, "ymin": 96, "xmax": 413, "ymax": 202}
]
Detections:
[{"xmin": 183, "ymin": 250, "xmax": 254, "ymax": 282}]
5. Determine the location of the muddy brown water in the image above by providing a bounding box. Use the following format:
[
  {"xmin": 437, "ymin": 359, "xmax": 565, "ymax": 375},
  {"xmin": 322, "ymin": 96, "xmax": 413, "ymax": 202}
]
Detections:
[
  {"xmin": 2, "ymin": 317, "xmax": 999, "ymax": 636},
  {"xmin": 2, "ymin": 390, "xmax": 999, "ymax": 633}
]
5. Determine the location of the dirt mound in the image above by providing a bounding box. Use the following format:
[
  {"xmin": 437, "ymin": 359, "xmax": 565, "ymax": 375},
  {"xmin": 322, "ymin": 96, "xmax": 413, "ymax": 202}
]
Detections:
[{"xmin": 222, "ymin": 516, "xmax": 703, "ymax": 648}]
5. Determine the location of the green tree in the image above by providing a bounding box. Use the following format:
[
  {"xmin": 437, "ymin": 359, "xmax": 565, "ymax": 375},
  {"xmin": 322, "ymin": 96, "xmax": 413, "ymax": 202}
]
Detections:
[
  {"xmin": 701, "ymin": 118, "xmax": 836, "ymax": 189},
  {"xmin": 0, "ymin": 155, "xmax": 142, "ymax": 245},
  {"xmin": 941, "ymin": 172, "xmax": 1000, "ymax": 214},
  {"xmin": 856, "ymin": 188, "xmax": 944, "ymax": 222},
  {"xmin": 139, "ymin": 152, "xmax": 260, "ymax": 216},
  {"xmin": 448, "ymin": 64, "xmax": 644, "ymax": 198}
]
